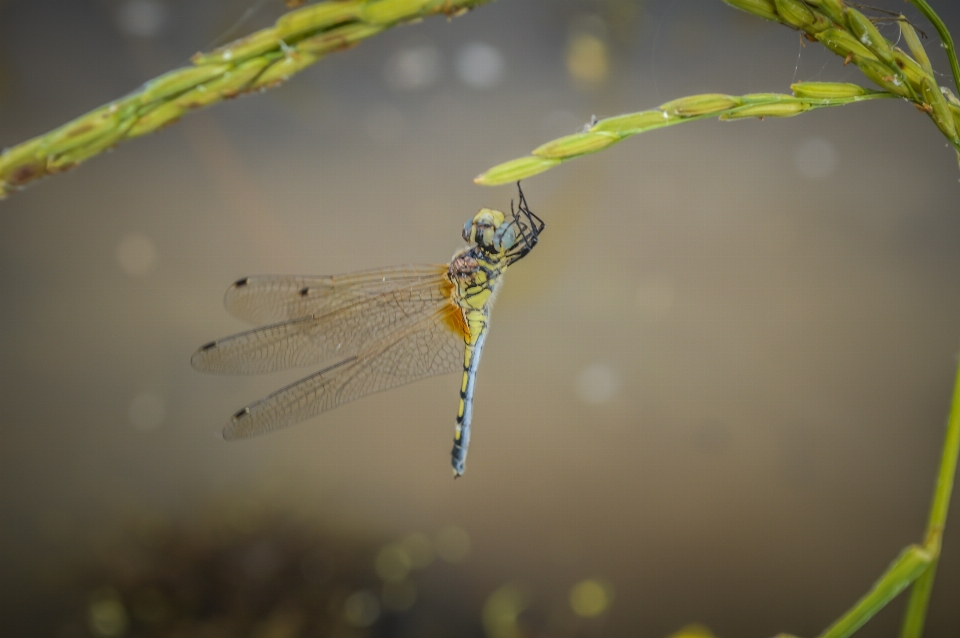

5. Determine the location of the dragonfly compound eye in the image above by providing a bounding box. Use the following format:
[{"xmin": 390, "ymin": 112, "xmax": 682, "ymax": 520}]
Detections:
[
  {"xmin": 493, "ymin": 224, "xmax": 517, "ymax": 251},
  {"xmin": 469, "ymin": 208, "xmax": 506, "ymax": 249}
]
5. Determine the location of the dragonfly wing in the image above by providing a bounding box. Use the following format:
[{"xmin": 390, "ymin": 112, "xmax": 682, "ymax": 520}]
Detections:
[
  {"xmin": 223, "ymin": 305, "xmax": 466, "ymax": 439},
  {"xmin": 192, "ymin": 275, "xmax": 454, "ymax": 375},
  {"xmin": 224, "ymin": 264, "xmax": 448, "ymax": 325}
]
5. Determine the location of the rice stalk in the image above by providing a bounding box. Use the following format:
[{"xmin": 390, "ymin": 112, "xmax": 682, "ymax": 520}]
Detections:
[
  {"xmin": 475, "ymin": 87, "xmax": 892, "ymax": 185},
  {"xmin": 0, "ymin": 0, "xmax": 494, "ymax": 199},
  {"xmin": 477, "ymin": 0, "xmax": 960, "ymax": 185}
]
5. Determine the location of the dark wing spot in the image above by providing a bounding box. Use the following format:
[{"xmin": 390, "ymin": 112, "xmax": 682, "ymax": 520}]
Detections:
[
  {"xmin": 200, "ymin": 341, "xmax": 217, "ymax": 351},
  {"xmin": 299, "ymin": 287, "xmax": 310, "ymax": 297},
  {"xmin": 233, "ymin": 277, "xmax": 249, "ymax": 287},
  {"xmin": 232, "ymin": 407, "xmax": 250, "ymax": 419}
]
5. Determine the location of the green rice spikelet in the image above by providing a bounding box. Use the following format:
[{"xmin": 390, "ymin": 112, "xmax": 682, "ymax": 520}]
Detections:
[
  {"xmin": 791, "ymin": 82, "xmax": 871, "ymax": 99},
  {"xmin": 45, "ymin": 109, "xmax": 125, "ymax": 156},
  {"xmin": 721, "ymin": 0, "xmax": 781, "ymax": 23},
  {"xmin": 900, "ymin": 19, "xmax": 934, "ymax": 76},
  {"xmin": 127, "ymin": 102, "xmax": 186, "ymax": 138},
  {"xmin": 591, "ymin": 111, "xmax": 678, "ymax": 135},
  {"xmin": 275, "ymin": 1, "xmax": 361, "ymax": 39},
  {"xmin": 891, "ymin": 49, "xmax": 928, "ymax": 94},
  {"xmin": 532, "ymin": 132, "xmax": 620, "ymax": 159},
  {"xmin": 474, "ymin": 156, "xmax": 561, "ymax": 185},
  {"xmin": 773, "ymin": 0, "xmax": 830, "ymax": 33},
  {"xmin": 192, "ymin": 29, "xmax": 283, "ymax": 66},
  {"xmin": 803, "ymin": 0, "xmax": 847, "ymax": 27},
  {"xmin": 846, "ymin": 8, "xmax": 894, "ymax": 65},
  {"xmin": 816, "ymin": 28, "xmax": 877, "ymax": 61},
  {"xmin": 141, "ymin": 65, "xmax": 232, "ymax": 103},
  {"xmin": 855, "ymin": 57, "xmax": 912, "ymax": 98},
  {"xmin": 921, "ymin": 76, "xmax": 958, "ymax": 141},
  {"xmin": 252, "ymin": 51, "xmax": 321, "ymax": 88},
  {"xmin": 720, "ymin": 101, "xmax": 809, "ymax": 119},
  {"xmin": 659, "ymin": 94, "xmax": 740, "ymax": 116},
  {"xmin": 297, "ymin": 23, "xmax": 385, "ymax": 56},
  {"xmin": 361, "ymin": 0, "xmax": 433, "ymax": 25}
]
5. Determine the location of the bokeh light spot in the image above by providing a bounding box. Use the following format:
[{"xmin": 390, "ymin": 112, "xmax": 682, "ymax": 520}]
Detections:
[
  {"xmin": 375, "ymin": 543, "xmax": 412, "ymax": 583},
  {"xmin": 435, "ymin": 525, "xmax": 470, "ymax": 563},
  {"xmin": 116, "ymin": 0, "xmax": 167, "ymax": 38},
  {"xmin": 575, "ymin": 364, "xmax": 620, "ymax": 405},
  {"xmin": 88, "ymin": 588, "xmax": 128, "ymax": 637},
  {"xmin": 400, "ymin": 531, "xmax": 434, "ymax": 569},
  {"xmin": 566, "ymin": 34, "xmax": 609, "ymax": 85},
  {"xmin": 455, "ymin": 42, "xmax": 505, "ymax": 89},
  {"xmin": 385, "ymin": 45, "xmax": 442, "ymax": 91},
  {"xmin": 128, "ymin": 392, "xmax": 165, "ymax": 431},
  {"xmin": 116, "ymin": 232, "xmax": 158, "ymax": 276},
  {"xmin": 794, "ymin": 137, "xmax": 837, "ymax": 179},
  {"xmin": 482, "ymin": 583, "xmax": 529, "ymax": 638},
  {"xmin": 343, "ymin": 590, "xmax": 380, "ymax": 627},
  {"xmin": 667, "ymin": 623, "xmax": 717, "ymax": 638},
  {"xmin": 569, "ymin": 578, "xmax": 612, "ymax": 618}
]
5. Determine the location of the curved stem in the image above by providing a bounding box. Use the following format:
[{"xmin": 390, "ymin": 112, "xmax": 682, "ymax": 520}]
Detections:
[
  {"xmin": 900, "ymin": 347, "xmax": 960, "ymax": 636},
  {"xmin": 910, "ymin": 0, "xmax": 960, "ymax": 97}
]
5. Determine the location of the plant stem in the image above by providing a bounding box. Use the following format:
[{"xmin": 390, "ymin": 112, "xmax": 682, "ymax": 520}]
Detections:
[
  {"xmin": 475, "ymin": 89, "xmax": 895, "ymax": 185},
  {"xmin": 910, "ymin": 0, "xmax": 960, "ymax": 97},
  {"xmin": 900, "ymin": 348, "xmax": 960, "ymax": 637}
]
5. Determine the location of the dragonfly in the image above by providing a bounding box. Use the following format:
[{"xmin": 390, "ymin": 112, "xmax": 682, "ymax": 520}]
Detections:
[{"xmin": 192, "ymin": 185, "xmax": 544, "ymax": 477}]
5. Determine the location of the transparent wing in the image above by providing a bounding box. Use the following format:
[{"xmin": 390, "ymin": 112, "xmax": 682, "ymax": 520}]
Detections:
[
  {"xmin": 224, "ymin": 264, "xmax": 449, "ymax": 325},
  {"xmin": 223, "ymin": 307, "xmax": 466, "ymax": 439},
  {"xmin": 192, "ymin": 274, "xmax": 458, "ymax": 375}
]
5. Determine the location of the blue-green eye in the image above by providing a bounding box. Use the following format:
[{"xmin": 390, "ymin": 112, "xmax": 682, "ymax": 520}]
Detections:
[{"xmin": 493, "ymin": 224, "xmax": 516, "ymax": 251}]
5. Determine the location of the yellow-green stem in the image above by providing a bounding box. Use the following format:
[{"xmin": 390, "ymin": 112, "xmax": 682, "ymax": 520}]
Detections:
[
  {"xmin": 910, "ymin": 0, "xmax": 960, "ymax": 97},
  {"xmin": 900, "ymin": 346, "xmax": 960, "ymax": 636}
]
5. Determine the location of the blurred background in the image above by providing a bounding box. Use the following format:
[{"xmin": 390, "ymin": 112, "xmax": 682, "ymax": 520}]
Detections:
[{"xmin": 2, "ymin": 0, "xmax": 960, "ymax": 636}]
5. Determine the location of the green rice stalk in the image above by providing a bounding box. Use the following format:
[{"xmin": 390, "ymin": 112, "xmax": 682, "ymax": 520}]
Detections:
[
  {"xmin": 900, "ymin": 338, "xmax": 960, "ymax": 638},
  {"xmin": 0, "ymin": 0, "xmax": 493, "ymax": 199},
  {"xmin": 745, "ymin": 1, "xmax": 960, "ymax": 153},
  {"xmin": 910, "ymin": 0, "xmax": 960, "ymax": 97},
  {"xmin": 475, "ymin": 90, "xmax": 893, "ymax": 185}
]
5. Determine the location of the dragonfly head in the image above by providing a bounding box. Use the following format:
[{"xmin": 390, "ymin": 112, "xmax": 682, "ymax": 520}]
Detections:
[
  {"xmin": 463, "ymin": 208, "xmax": 516, "ymax": 254},
  {"xmin": 463, "ymin": 183, "xmax": 545, "ymax": 263}
]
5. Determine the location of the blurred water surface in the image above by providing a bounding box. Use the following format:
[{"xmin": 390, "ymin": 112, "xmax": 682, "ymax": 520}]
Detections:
[{"xmin": 1, "ymin": 1, "xmax": 960, "ymax": 636}]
